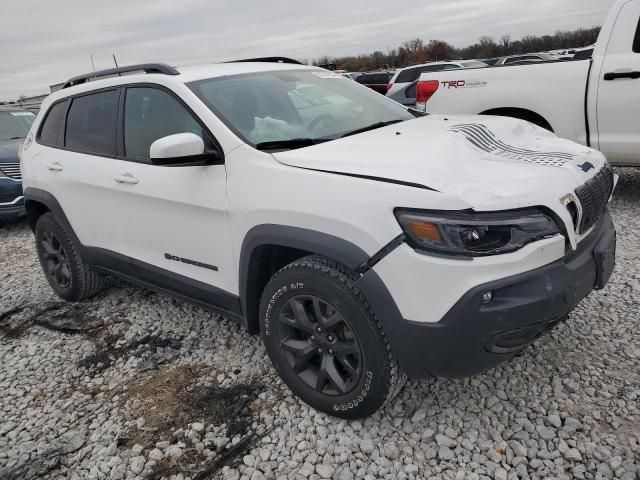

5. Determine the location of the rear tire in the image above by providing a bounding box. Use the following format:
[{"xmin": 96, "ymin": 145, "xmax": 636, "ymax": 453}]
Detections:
[
  {"xmin": 259, "ymin": 255, "xmax": 406, "ymax": 419},
  {"xmin": 35, "ymin": 213, "xmax": 104, "ymax": 301}
]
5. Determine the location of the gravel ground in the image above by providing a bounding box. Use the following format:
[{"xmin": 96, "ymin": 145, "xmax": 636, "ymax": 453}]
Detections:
[{"xmin": 1, "ymin": 169, "xmax": 639, "ymax": 480}]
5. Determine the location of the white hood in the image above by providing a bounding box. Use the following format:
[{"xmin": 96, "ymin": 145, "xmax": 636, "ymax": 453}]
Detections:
[{"xmin": 274, "ymin": 115, "xmax": 608, "ymax": 245}]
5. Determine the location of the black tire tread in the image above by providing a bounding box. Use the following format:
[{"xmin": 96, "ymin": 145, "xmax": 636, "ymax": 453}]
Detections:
[
  {"xmin": 37, "ymin": 213, "xmax": 104, "ymax": 301},
  {"xmin": 263, "ymin": 254, "xmax": 406, "ymax": 411}
]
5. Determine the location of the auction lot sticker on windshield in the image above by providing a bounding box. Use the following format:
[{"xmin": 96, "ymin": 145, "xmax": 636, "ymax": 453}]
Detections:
[
  {"xmin": 311, "ymin": 71, "xmax": 342, "ymax": 79},
  {"xmin": 10, "ymin": 112, "xmax": 35, "ymax": 116}
]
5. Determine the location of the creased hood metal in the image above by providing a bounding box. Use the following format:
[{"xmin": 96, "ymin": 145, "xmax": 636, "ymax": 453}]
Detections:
[{"xmin": 274, "ymin": 115, "xmax": 609, "ymax": 246}]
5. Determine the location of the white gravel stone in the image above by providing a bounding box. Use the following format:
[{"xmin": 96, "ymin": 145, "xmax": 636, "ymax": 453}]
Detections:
[
  {"xmin": 191, "ymin": 422, "xmax": 204, "ymax": 432},
  {"xmin": 165, "ymin": 445, "xmax": 183, "ymax": 458},
  {"xmin": 509, "ymin": 440, "xmax": 527, "ymax": 458},
  {"xmin": 128, "ymin": 456, "xmax": 145, "ymax": 475},
  {"xmin": 564, "ymin": 448, "xmax": 583, "ymax": 462},
  {"xmin": 411, "ymin": 408, "xmax": 427, "ymax": 422},
  {"xmin": 315, "ymin": 464, "xmax": 335, "ymax": 478},
  {"xmin": 547, "ymin": 414, "xmax": 562, "ymax": 428},
  {"xmin": 494, "ymin": 467, "xmax": 508, "ymax": 480},
  {"xmin": 148, "ymin": 448, "xmax": 163, "ymax": 461},
  {"xmin": 359, "ymin": 439, "xmax": 375, "ymax": 454}
]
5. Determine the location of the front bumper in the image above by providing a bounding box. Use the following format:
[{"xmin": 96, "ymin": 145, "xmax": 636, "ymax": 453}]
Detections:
[
  {"xmin": 400, "ymin": 209, "xmax": 615, "ymax": 378},
  {"xmin": 0, "ymin": 178, "xmax": 25, "ymax": 220},
  {"xmin": 0, "ymin": 197, "xmax": 25, "ymax": 220}
]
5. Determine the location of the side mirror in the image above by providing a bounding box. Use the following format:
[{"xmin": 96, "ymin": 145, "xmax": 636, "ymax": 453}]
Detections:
[{"xmin": 149, "ymin": 133, "xmax": 221, "ymax": 166}]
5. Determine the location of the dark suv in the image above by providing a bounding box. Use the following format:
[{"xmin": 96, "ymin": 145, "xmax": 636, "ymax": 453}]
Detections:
[
  {"xmin": 355, "ymin": 72, "xmax": 394, "ymax": 94},
  {"xmin": 0, "ymin": 106, "xmax": 35, "ymax": 220}
]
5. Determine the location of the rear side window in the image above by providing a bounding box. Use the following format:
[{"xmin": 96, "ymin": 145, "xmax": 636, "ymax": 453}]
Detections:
[
  {"xmin": 357, "ymin": 73, "xmax": 392, "ymax": 85},
  {"xmin": 65, "ymin": 90, "xmax": 118, "ymax": 156},
  {"xmin": 38, "ymin": 101, "xmax": 67, "ymax": 146},
  {"xmin": 124, "ymin": 87, "xmax": 203, "ymax": 160},
  {"xmin": 397, "ymin": 65, "xmax": 455, "ymax": 83},
  {"xmin": 396, "ymin": 67, "xmax": 420, "ymax": 83}
]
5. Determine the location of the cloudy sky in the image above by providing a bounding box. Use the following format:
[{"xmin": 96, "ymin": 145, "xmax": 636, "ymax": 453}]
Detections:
[{"xmin": 1, "ymin": 0, "xmax": 616, "ymax": 101}]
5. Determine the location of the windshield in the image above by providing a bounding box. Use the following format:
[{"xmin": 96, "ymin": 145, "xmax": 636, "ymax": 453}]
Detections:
[
  {"xmin": 0, "ymin": 111, "xmax": 35, "ymax": 141},
  {"xmin": 189, "ymin": 69, "xmax": 413, "ymax": 148}
]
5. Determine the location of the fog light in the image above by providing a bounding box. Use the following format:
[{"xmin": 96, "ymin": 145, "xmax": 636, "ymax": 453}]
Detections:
[{"xmin": 482, "ymin": 291, "xmax": 493, "ymax": 304}]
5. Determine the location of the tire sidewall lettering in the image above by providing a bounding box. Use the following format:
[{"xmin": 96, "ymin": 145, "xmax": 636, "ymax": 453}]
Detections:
[
  {"xmin": 333, "ymin": 370, "xmax": 374, "ymax": 411},
  {"xmin": 264, "ymin": 281, "xmax": 304, "ymax": 336}
]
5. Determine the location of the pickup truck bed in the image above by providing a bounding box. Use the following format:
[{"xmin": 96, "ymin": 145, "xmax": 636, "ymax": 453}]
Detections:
[
  {"xmin": 421, "ymin": 59, "xmax": 591, "ymax": 147},
  {"xmin": 416, "ymin": 0, "xmax": 640, "ymax": 167}
]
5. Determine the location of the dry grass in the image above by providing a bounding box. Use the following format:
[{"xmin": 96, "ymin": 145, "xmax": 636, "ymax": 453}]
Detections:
[{"xmin": 118, "ymin": 364, "xmax": 265, "ymax": 478}]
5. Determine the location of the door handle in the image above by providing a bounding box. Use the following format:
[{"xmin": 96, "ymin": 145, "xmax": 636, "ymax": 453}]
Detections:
[
  {"xmin": 46, "ymin": 162, "xmax": 63, "ymax": 172},
  {"xmin": 113, "ymin": 174, "xmax": 139, "ymax": 185},
  {"xmin": 604, "ymin": 70, "xmax": 640, "ymax": 81}
]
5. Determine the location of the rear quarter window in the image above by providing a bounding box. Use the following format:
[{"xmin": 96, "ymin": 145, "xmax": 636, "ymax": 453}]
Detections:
[
  {"xmin": 38, "ymin": 101, "xmax": 68, "ymax": 146},
  {"xmin": 634, "ymin": 17, "xmax": 640, "ymax": 53}
]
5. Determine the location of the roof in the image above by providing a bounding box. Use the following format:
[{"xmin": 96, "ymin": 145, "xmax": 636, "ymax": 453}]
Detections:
[
  {"xmin": 44, "ymin": 61, "xmax": 318, "ymax": 104},
  {"xmin": 175, "ymin": 61, "xmax": 314, "ymax": 83}
]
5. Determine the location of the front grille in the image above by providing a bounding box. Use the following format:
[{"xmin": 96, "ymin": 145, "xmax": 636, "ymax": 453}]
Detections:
[
  {"xmin": 574, "ymin": 164, "xmax": 614, "ymax": 234},
  {"xmin": 0, "ymin": 163, "xmax": 21, "ymax": 180}
]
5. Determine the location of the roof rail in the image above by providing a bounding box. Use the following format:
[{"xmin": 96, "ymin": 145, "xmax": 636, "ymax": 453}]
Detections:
[
  {"xmin": 227, "ymin": 57, "xmax": 303, "ymax": 65},
  {"xmin": 62, "ymin": 63, "xmax": 179, "ymax": 89}
]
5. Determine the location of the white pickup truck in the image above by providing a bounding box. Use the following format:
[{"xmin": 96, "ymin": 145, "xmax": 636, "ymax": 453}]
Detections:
[{"xmin": 416, "ymin": 0, "xmax": 640, "ymax": 167}]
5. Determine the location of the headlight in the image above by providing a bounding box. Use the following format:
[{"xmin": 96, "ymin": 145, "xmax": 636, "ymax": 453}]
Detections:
[{"xmin": 395, "ymin": 208, "xmax": 560, "ymax": 257}]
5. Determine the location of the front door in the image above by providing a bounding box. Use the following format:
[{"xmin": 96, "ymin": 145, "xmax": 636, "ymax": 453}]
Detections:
[
  {"xmin": 110, "ymin": 85, "xmax": 237, "ymax": 309},
  {"xmin": 595, "ymin": 2, "xmax": 640, "ymax": 165}
]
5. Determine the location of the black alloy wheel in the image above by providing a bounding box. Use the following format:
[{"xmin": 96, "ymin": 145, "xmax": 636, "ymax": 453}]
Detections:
[
  {"xmin": 40, "ymin": 230, "xmax": 72, "ymax": 288},
  {"xmin": 277, "ymin": 295, "xmax": 362, "ymax": 396}
]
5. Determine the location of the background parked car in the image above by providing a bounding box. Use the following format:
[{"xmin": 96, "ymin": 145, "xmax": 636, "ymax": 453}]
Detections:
[
  {"xmin": 386, "ymin": 60, "xmax": 487, "ymax": 106},
  {"xmin": 355, "ymin": 71, "xmax": 394, "ymax": 94},
  {"xmin": 0, "ymin": 106, "xmax": 35, "ymax": 221},
  {"xmin": 492, "ymin": 53, "xmax": 558, "ymax": 65},
  {"xmin": 342, "ymin": 72, "xmax": 363, "ymax": 81}
]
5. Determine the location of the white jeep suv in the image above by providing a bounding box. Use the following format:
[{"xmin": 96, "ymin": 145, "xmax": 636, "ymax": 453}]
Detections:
[{"xmin": 21, "ymin": 58, "xmax": 616, "ymax": 418}]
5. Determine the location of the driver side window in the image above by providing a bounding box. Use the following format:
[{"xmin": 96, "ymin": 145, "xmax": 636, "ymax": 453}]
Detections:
[{"xmin": 124, "ymin": 87, "xmax": 203, "ymax": 160}]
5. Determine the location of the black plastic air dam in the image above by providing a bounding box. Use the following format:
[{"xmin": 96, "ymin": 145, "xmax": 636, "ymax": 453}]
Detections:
[{"xmin": 401, "ymin": 208, "xmax": 614, "ymax": 379}]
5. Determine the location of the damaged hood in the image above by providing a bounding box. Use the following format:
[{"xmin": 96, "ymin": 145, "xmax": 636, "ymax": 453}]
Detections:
[{"xmin": 274, "ymin": 115, "xmax": 609, "ymax": 242}]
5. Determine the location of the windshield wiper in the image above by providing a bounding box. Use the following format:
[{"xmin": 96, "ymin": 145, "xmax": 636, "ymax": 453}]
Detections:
[
  {"xmin": 255, "ymin": 138, "xmax": 331, "ymax": 151},
  {"xmin": 340, "ymin": 119, "xmax": 405, "ymax": 138}
]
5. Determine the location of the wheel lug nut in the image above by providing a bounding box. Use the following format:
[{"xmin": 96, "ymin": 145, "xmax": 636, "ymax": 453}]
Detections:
[
  {"xmin": 317, "ymin": 348, "xmax": 322, "ymax": 353},
  {"xmin": 328, "ymin": 348, "xmax": 334, "ymax": 354},
  {"xmin": 310, "ymin": 336, "xmax": 315, "ymax": 341},
  {"xmin": 327, "ymin": 335, "xmax": 334, "ymax": 342},
  {"xmin": 316, "ymin": 327, "xmax": 322, "ymax": 333}
]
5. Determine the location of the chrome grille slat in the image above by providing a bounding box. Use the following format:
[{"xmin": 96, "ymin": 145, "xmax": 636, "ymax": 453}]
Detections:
[
  {"xmin": 574, "ymin": 165, "xmax": 614, "ymax": 234},
  {"xmin": 0, "ymin": 163, "xmax": 22, "ymax": 180}
]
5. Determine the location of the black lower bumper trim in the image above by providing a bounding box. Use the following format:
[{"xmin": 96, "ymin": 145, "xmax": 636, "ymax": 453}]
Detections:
[
  {"xmin": 0, "ymin": 198, "xmax": 25, "ymax": 220},
  {"xmin": 404, "ymin": 208, "xmax": 615, "ymax": 378}
]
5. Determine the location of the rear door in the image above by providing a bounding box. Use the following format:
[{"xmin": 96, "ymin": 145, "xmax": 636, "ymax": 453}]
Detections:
[
  {"xmin": 595, "ymin": 2, "xmax": 640, "ymax": 165},
  {"xmin": 35, "ymin": 89, "xmax": 124, "ymax": 262},
  {"xmin": 109, "ymin": 85, "xmax": 237, "ymax": 307}
]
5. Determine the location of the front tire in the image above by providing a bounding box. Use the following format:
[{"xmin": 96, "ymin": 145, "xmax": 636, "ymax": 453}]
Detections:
[
  {"xmin": 35, "ymin": 213, "xmax": 104, "ymax": 302},
  {"xmin": 259, "ymin": 255, "xmax": 406, "ymax": 419}
]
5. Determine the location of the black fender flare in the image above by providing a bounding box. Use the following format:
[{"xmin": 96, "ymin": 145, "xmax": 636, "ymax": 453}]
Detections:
[
  {"xmin": 239, "ymin": 224, "xmax": 423, "ymax": 377},
  {"xmin": 239, "ymin": 224, "xmax": 370, "ymax": 317},
  {"xmin": 23, "ymin": 188, "xmax": 81, "ymax": 245}
]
